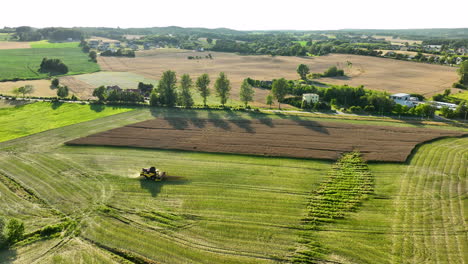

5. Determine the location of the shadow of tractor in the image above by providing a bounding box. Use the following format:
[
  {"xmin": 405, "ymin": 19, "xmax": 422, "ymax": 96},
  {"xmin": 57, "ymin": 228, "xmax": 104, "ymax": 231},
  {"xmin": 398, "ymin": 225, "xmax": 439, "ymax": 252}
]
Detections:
[{"xmin": 139, "ymin": 175, "xmax": 189, "ymax": 197}]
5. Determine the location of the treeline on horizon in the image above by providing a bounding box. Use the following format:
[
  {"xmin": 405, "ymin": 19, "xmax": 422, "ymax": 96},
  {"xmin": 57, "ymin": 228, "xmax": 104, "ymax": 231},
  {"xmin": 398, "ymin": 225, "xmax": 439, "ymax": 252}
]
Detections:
[{"xmin": 2, "ymin": 26, "xmax": 468, "ymax": 41}]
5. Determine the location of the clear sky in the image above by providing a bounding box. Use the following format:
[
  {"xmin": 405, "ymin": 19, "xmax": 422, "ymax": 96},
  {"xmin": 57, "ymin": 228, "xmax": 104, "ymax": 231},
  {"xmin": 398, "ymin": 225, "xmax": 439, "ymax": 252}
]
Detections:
[{"xmin": 2, "ymin": 0, "xmax": 467, "ymax": 30}]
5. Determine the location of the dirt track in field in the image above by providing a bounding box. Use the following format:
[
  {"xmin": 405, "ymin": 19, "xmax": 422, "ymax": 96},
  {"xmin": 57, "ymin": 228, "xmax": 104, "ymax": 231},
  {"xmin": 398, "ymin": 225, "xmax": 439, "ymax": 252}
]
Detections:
[{"xmin": 66, "ymin": 117, "xmax": 465, "ymax": 162}]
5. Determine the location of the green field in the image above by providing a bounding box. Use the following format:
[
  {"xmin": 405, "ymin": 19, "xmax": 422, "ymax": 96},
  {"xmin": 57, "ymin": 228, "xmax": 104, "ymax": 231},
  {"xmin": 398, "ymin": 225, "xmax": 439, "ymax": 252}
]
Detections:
[
  {"xmin": 29, "ymin": 40, "xmax": 80, "ymax": 49},
  {"xmin": 451, "ymin": 90, "xmax": 468, "ymax": 101},
  {"xmin": 0, "ymin": 106, "xmax": 466, "ymax": 263},
  {"xmin": 0, "ymin": 47, "xmax": 100, "ymax": 80},
  {"xmin": 0, "ymin": 33, "xmax": 13, "ymax": 41},
  {"xmin": 74, "ymin": 72, "xmax": 158, "ymax": 90},
  {"xmin": 0, "ymin": 102, "xmax": 133, "ymax": 142}
]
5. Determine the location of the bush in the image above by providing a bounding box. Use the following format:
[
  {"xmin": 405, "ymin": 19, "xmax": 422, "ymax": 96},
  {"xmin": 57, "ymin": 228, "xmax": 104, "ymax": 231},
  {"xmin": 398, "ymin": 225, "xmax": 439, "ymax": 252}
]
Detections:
[
  {"xmin": 6, "ymin": 218, "xmax": 24, "ymax": 245},
  {"xmin": 349, "ymin": 105, "xmax": 363, "ymax": 113},
  {"xmin": 452, "ymin": 82, "xmax": 466, "ymax": 89}
]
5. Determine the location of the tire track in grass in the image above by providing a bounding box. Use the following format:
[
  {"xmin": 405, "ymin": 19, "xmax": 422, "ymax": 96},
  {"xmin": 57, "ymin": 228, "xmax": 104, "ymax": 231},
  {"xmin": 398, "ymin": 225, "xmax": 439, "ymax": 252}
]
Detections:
[
  {"xmin": 392, "ymin": 138, "xmax": 468, "ymax": 263},
  {"xmin": 444, "ymin": 140, "xmax": 466, "ymax": 263}
]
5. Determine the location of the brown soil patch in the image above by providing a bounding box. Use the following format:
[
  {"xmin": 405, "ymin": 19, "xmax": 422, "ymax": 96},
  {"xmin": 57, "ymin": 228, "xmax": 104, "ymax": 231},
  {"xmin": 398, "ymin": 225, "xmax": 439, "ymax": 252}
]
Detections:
[
  {"xmin": 0, "ymin": 42, "xmax": 30, "ymax": 50},
  {"xmin": 66, "ymin": 117, "xmax": 465, "ymax": 162}
]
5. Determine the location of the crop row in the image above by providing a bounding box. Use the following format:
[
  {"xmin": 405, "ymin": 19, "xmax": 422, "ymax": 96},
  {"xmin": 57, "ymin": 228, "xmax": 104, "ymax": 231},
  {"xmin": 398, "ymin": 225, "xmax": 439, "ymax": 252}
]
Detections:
[{"xmin": 293, "ymin": 152, "xmax": 374, "ymax": 263}]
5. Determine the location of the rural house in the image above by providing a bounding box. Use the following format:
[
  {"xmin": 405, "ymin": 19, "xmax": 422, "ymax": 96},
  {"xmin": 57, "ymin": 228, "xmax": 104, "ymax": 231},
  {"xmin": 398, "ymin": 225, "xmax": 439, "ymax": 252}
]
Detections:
[
  {"xmin": 302, "ymin": 93, "xmax": 319, "ymax": 104},
  {"xmin": 389, "ymin": 93, "xmax": 420, "ymax": 108}
]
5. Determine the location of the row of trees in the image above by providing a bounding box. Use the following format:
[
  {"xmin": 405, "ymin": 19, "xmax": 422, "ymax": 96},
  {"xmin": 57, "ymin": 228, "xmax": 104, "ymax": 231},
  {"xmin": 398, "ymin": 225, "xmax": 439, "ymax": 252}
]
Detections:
[{"xmin": 151, "ymin": 71, "xmax": 254, "ymax": 107}]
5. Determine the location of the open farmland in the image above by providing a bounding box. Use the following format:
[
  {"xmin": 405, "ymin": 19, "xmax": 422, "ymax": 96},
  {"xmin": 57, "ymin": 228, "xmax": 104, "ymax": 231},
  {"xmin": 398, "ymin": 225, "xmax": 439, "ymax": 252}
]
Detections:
[
  {"xmin": 0, "ymin": 102, "xmax": 134, "ymax": 142},
  {"xmin": 66, "ymin": 116, "xmax": 465, "ymax": 162},
  {"xmin": 0, "ymin": 42, "xmax": 30, "ymax": 50},
  {"xmin": 0, "ymin": 106, "xmax": 466, "ymax": 263},
  {"xmin": 97, "ymin": 51, "xmax": 459, "ymax": 104},
  {"xmin": 0, "ymin": 79, "xmax": 58, "ymax": 97},
  {"xmin": 0, "ymin": 47, "xmax": 100, "ymax": 80}
]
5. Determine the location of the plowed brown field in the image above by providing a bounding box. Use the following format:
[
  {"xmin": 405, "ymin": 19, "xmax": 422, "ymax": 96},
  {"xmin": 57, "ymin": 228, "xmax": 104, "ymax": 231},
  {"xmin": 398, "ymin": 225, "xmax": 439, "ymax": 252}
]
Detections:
[{"xmin": 66, "ymin": 117, "xmax": 465, "ymax": 162}]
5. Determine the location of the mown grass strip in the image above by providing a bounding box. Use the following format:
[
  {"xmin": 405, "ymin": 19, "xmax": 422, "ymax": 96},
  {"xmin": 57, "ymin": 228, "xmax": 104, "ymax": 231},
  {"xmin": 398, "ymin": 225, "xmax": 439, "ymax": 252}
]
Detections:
[
  {"xmin": 293, "ymin": 152, "xmax": 374, "ymax": 263},
  {"xmin": 0, "ymin": 102, "xmax": 134, "ymax": 142}
]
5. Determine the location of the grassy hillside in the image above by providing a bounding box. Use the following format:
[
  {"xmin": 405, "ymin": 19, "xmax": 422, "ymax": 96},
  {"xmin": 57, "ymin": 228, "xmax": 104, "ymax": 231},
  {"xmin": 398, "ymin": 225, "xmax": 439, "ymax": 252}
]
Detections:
[
  {"xmin": 0, "ymin": 102, "xmax": 133, "ymax": 142},
  {"xmin": 0, "ymin": 47, "xmax": 100, "ymax": 80}
]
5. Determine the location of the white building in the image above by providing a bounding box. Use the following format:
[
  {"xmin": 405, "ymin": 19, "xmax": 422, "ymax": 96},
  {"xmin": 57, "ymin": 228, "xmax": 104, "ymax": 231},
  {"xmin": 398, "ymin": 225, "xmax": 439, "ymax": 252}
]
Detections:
[
  {"xmin": 389, "ymin": 93, "xmax": 420, "ymax": 108},
  {"xmin": 430, "ymin": 101, "xmax": 458, "ymax": 110},
  {"xmin": 302, "ymin": 93, "xmax": 319, "ymax": 104}
]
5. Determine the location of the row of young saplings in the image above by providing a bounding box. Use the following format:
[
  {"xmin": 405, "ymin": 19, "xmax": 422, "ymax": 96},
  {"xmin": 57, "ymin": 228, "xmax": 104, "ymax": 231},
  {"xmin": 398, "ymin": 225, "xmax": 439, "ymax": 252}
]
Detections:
[{"xmin": 292, "ymin": 152, "xmax": 374, "ymax": 263}]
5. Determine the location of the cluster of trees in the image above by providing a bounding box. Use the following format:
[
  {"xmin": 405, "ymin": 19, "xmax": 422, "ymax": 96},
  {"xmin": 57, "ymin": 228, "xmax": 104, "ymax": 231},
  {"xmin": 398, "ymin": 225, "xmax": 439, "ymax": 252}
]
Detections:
[
  {"xmin": 92, "ymin": 86, "xmax": 144, "ymax": 103},
  {"xmin": 13, "ymin": 27, "xmax": 83, "ymax": 42},
  {"xmin": 51, "ymin": 78, "xmax": 70, "ymax": 98},
  {"xmin": 39, "ymin": 58, "xmax": 69, "ymax": 75},
  {"xmin": 439, "ymin": 103, "xmax": 468, "ymax": 119},
  {"xmin": 100, "ymin": 49, "xmax": 135, "ymax": 58},
  {"xmin": 0, "ymin": 217, "xmax": 25, "ymax": 249}
]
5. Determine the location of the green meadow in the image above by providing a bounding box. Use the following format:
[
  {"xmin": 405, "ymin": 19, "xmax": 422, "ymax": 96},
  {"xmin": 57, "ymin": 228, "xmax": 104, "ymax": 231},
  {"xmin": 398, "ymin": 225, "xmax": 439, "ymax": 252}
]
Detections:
[{"xmin": 0, "ymin": 47, "xmax": 100, "ymax": 80}]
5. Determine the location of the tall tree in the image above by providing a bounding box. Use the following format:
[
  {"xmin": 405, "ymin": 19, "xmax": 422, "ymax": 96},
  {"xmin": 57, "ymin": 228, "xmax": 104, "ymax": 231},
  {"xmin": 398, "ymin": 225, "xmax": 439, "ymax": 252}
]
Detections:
[
  {"xmin": 179, "ymin": 74, "xmax": 194, "ymax": 107},
  {"xmin": 196, "ymin": 74, "xmax": 211, "ymax": 107},
  {"xmin": 271, "ymin": 78, "xmax": 288, "ymax": 109},
  {"xmin": 266, "ymin": 94, "xmax": 273, "ymax": 109},
  {"xmin": 297, "ymin": 64, "xmax": 310, "ymax": 80},
  {"xmin": 458, "ymin": 60, "xmax": 468, "ymax": 85},
  {"xmin": 214, "ymin": 72, "xmax": 231, "ymax": 107},
  {"xmin": 157, "ymin": 70, "xmax": 178, "ymax": 106},
  {"xmin": 92, "ymin": 86, "xmax": 107, "ymax": 101},
  {"xmin": 51, "ymin": 78, "xmax": 59, "ymax": 88},
  {"xmin": 57, "ymin": 85, "xmax": 69, "ymax": 98},
  {"xmin": 89, "ymin": 51, "xmax": 97, "ymax": 62},
  {"xmin": 239, "ymin": 78, "xmax": 254, "ymax": 107}
]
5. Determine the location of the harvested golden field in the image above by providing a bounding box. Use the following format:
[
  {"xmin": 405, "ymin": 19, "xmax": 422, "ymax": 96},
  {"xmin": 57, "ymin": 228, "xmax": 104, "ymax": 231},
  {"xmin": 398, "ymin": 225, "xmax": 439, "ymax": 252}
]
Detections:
[
  {"xmin": 315, "ymin": 54, "xmax": 460, "ymax": 96},
  {"xmin": 0, "ymin": 41, "xmax": 30, "ymax": 50},
  {"xmin": 66, "ymin": 117, "xmax": 465, "ymax": 162},
  {"xmin": 97, "ymin": 51, "xmax": 459, "ymax": 101},
  {"xmin": 0, "ymin": 80, "xmax": 56, "ymax": 97}
]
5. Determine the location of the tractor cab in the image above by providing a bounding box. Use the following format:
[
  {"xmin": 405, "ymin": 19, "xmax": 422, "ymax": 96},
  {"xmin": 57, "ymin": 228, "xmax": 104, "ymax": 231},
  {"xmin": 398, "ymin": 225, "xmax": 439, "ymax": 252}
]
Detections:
[{"xmin": 140, "ymin": 166, "xmax": 166, "ymax": 181}]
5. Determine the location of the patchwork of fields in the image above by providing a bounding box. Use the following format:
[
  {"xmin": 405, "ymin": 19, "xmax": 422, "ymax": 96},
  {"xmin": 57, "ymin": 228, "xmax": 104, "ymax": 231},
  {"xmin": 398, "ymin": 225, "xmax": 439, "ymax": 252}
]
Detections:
[
  {"xmin": 66, "ymin": 116, "xmax": 465, "ymax": 162},
  {"xmin": 0, "ymin": 47, "xmax": 99, "ymax": 80},
  {"xmin": 96, "ymin": 50, "xmax": 460, "ymax": 102},
  {"xmin": 0, "ymin": 106, "xmax": 466, "ymax": 263}
]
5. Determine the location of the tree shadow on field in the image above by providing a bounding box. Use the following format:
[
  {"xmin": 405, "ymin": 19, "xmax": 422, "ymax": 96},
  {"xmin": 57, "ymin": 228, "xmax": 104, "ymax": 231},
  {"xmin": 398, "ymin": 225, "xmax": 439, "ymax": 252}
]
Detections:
[
  {"xmin": 149, "ymin": 107, "xmax": 206, "ymax": 129},
  {"xmin": 246, "ymin": 111, "xmax": 274, "ymax": 128},
  {"xmin": 139, "ymin": 176, "xmax": 189, "ymax": 197},
  {"xmin": 207, "ymin": 110, "xmax": 231, "ymax": 130},
  {"xmin": 274, "ymin": 112, "xmax": 329, "ymax": 134},
  {"xmin": 0, "ymin": 248, "xmax": 17, "ymax": 264},
  {"xmin": 224, "ymin": 110, "xmax": 255, "ymax": 133},
  {"xmin": 89, "ymin": 103, "xmax": 105, "ymax": 112},
  {"xmin": 51, "ymin": 101, "xmax": 63, "ymax": 110}
]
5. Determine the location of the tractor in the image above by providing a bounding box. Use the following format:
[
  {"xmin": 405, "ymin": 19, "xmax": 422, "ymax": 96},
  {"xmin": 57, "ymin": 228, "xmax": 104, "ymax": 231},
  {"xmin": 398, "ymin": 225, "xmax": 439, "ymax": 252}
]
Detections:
[{"xmin": 140, "ymin": 166, "xmax": 166, "ymax": 181}]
